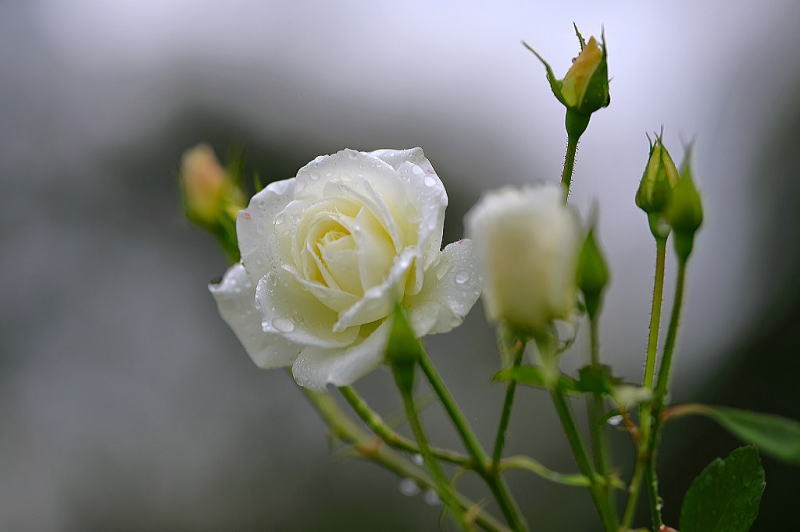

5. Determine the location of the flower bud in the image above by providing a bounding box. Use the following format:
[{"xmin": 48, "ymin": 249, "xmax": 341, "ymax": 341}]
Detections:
[
  {"xmin": 666, "ymin": 149, "xmax": 703, "ymax": 261},
  {"xmin": 465, "ymin": 184, "xmax": 582, "ymax": 334},
  {"xmin": 635, "ymin": 135, "xmax": 680, "ymax": 216},
  {"xmin": 179, "ymin": 144, "xmax": 245, "ymax": 261},
  {"xmin": 575, "ymin": 227, "xmax": 610, "ymax": 319},
  {"xmin": 523, "ymin": 26, "xmax": 610, "ymax": 120}
]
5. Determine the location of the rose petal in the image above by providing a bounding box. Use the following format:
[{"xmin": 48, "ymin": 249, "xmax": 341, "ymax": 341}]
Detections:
[
  {"xmin": 291, "ymin": 320, "xmax": 392, "ymax": 390},
  {"xmin": 209, "ymin": 263, "xmax": 301, "ymax": 368},
  {"xmin": 407, "ymin": 239, "xmax": 481, "ymax": 335},
  {"xmin": 332, "ymin": 247, "xmax": 416, "ymax": 332},
  {"xmin": 255, "ymin": 269, "xmax": 360, "ymax": 348},
  {"xmin": 237, "ymin": 178, "xmax": 296, "ymax": 282}
]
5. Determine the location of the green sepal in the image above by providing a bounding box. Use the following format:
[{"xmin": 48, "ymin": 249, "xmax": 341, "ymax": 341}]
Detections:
[
  {"xmin": 386, "ymin": 305, "xmax": 422, "ymax": 393},
  {"xmin": 679, "ymin": 445, "xmax": 765, "ymax": 532},
  {"xmin": 573, "ymin": 22, "xmax": 586, "ymax": 49},
  {"xmin": 522, "ymin": 40, "xmax": 567, "ymax": 106},
  {"xmin": 575, "ymin": 364, "xmax": 620, "ymax": 395}
]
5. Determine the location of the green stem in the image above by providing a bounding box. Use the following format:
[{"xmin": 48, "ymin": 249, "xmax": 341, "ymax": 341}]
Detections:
[
  {"xmin": 299, "ymin": 386, "xmax": 509, "ymax": 531},
  {"xmin": 586, "ymin": 317, "xmax": 617, "ymax": 526},
  {"xmin": 621, "ymin": 236, "xmax": 667, "ymax": 529},
  {"xmin": 339, "ymin": 386, "xmax": 473, "ymax": 467},
  {"xmin": 417, "ymin": 348, "xmax": 528, "ymax": 532},
  {"xmin": 550, "ymin": 389, "xmax": 617, "ymax": 532},
  {"xmin": 561, "ymin": 134, "xmax": 579, "ymax": 197},
  {"xmin": 646, "ymin": 258, "xmax": 689, "ymax": 529},
  {"xmin": 492, "ymin": 339, "xmax": 526, "ymax": 468},
  {"xmin": 395, "ymin": 370, "xmax": 467, "ymax": 530}
]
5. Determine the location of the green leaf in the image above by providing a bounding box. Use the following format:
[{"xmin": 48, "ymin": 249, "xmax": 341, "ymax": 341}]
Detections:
[
  {"xmin": 680, "ymin": 445, "xmax": 765, "ymax": 532},
  {"xmin": 681, "ymin": 405, "xmax": 800, "ymax": 465},
  {"xmin": 493, "ymin": 365, "xmax": 577, "ymax": 392}
]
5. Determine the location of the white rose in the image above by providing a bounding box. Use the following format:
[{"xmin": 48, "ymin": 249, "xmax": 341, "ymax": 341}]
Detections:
[
  {"xmin": 210, "ymin": 148, "xmax": 481, "ymax": 390},
  {"xmin": 465, "ymin": 184, "xmax": 581, "ymax": 333}
]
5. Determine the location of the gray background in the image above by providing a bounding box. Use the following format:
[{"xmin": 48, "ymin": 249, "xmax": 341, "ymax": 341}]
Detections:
[{"xmin": 2, "ymin": 1, "xmax": 799, "ymax": 530}]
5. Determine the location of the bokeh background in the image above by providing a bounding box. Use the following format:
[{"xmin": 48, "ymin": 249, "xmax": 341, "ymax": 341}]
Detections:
[{"xmin": 2, "ymin": 1, "xmax": 799, "ymax": 530}]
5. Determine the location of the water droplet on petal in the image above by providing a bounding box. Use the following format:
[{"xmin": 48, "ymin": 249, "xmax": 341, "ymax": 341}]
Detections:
[
  {"xmin": 272, "ymin": 317, "xmax": 295, "ymax": 333},
  {"xmin": 412, "ymin": 165, "xmax": 424, "ymax": 176},
  {"xmin": 309, "ymin": 173, "xmax": 319, "ymax": 181},
  {"xmin": 607, "ymin": 415, "xmax": 623, "ymax": 426},
  {"xmin": 412, "ymin": 453, "xmax": 423, "ymax": 466},
  {"xmin": 423, "ymin": 489, "xmax": 441, "ymax": 506},
  {"xmin": 399, "ymin": 478, "xmax": 420, "ymax": 496},
  {"xmin": 424, "ymin": 176, "xmax": 436, "ymax": 187},
  {"xmin": 347, "ymin": 151, "xmax": 358, "ymax": 160},
  {"xmin": 455, "ymin": 271, "xmax": 470, "ymax": 284}
]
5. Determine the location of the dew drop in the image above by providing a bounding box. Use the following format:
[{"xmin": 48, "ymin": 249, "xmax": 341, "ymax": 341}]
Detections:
[
  {"xmin": 347, "ymin": 151, "xmax": 358, "ymax": 160},
  {"xmin": 412, "ymin": 165, "xmax": 424, "ymax": 176},
  {"xmin": 423, "ymin": 176, "xmax": 436, "ymax": 187},
  {"xmin": 272, "ymin": 317, "xmax": 295, "ymax": 333},
  {"xmin": 423, "ymin": 489, "xmax": 441, "ymax": 506},
  {"xmin": 398, "ymin": 478, "xmax": 420, "ymax": 496},
  {"xmin": 607, "ymin": 414, "xmax": 623, "ymax": 426},
  {"xmin": 455, "ymin": 271, "xmax": 470, "ymax": 284},
  {"xmin": 309, "ymin": 173, "xmax": 319, "ymax": 181},
  {"xmin": 412, "ymin": 453, "xmax": 424, "ymax": 466}
]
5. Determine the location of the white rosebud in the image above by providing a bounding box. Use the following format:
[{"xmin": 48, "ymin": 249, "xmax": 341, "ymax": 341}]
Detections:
[
  {"xmin": 465, "ymin": 184, "xmax": 582, "ymax": 334},
  {"xmin": 209, "ymin": 149, "xmax": 481, "ymax": 390}
]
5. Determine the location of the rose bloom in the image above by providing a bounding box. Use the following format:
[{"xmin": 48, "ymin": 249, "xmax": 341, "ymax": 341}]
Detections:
[
  {"xmin": 465, "ymin": 184, "xmax": 581, "ymax": 333},
  {"xmin": 210, "ymin": 148, "xmax": 480, "ymax": 390}
]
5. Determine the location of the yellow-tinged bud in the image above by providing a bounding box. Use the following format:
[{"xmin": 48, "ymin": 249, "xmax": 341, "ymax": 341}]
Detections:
[
  {"xmin": 562, "ymin": 36, "xmax": 604, "ymax": 109},
  {"xmin": 635, "ymin": 135, "xmax": 680, "ymax": 216},
  {"xmin": 523, "ymin": 25, "xmax": 610, "ymax": 125},
  {"xmin": 179, "ymin": 143, "xmax": 246, "ymax": 262}
]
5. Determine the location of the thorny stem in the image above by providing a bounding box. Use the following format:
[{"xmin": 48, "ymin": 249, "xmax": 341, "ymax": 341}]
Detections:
[
  {"xmin": 621, "ymin": 236, "xmax": 667, "ymax": 529},
  {"xmin": 299, "ymin": 384, "xmax": 510, "ymax": 532},
  {"xmin": 492, "ymin": 339, "xmax": 526, "ymax": 468},
  {"xmin": 586, "ymin": 316, "xmax": 617, "ymax": 527},
  {"xmin": 417, "ymin": 348, "xmax": 529, "ymax": 532},
  {"xmin": 561, "ymin": 135, "xmax": 580, "ymax": 198},
  {"xmin": 646, "ymin": 258, "xmax": 689, "ymax": 529},
  {"xmin": 395, "ymin": 371, "xmax": 467, "ymax": 529}
]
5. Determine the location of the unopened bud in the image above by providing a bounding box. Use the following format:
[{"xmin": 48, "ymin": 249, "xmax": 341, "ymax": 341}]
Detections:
[
  {"xmin": 575, "ymin": 227, "xmax": 610, "ymax": 319},
  {"xmin": 635, "ymin": 134, "xmax": 680, "ymax": 216},
  {"xmin": 666, "ymin": 148, "xmax": 703, "ymax": 261},
  {"xmin": 523, "ymin": 25, "xmax": 610, "ymax": 130}
]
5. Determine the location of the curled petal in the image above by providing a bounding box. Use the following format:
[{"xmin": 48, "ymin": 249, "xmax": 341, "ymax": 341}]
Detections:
[{"xmin": 209, "ymin": 263, "xmax": 301, "ymax": 368}]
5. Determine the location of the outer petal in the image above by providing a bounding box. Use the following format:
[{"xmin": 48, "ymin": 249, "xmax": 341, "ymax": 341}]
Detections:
[
  {"xmin": 209, "ymin": 263, "xmax": 301, "ymax": 368},
  {"xmin": 237, "ymin": 178, "xmax": 296, "ymax": 282},
  {"xmin": 406, "ymin": 239, "xmax": 482, "ymax": 335},
  {"xmin": 255, "ymin": 269, "xmax": 360, "ymax": 348},
  {"xmin": 292, "ymin": 320, "xmax": 392, "ymax": 390},
  {"xmin": 370, "ymin": 147, "xmax": 447, "ymax": 269}
]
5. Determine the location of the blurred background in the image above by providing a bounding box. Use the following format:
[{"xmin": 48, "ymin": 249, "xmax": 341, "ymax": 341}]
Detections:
[{"xmin": 2, "ymin": 1, "xmax": 799, "ymax": 530}]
